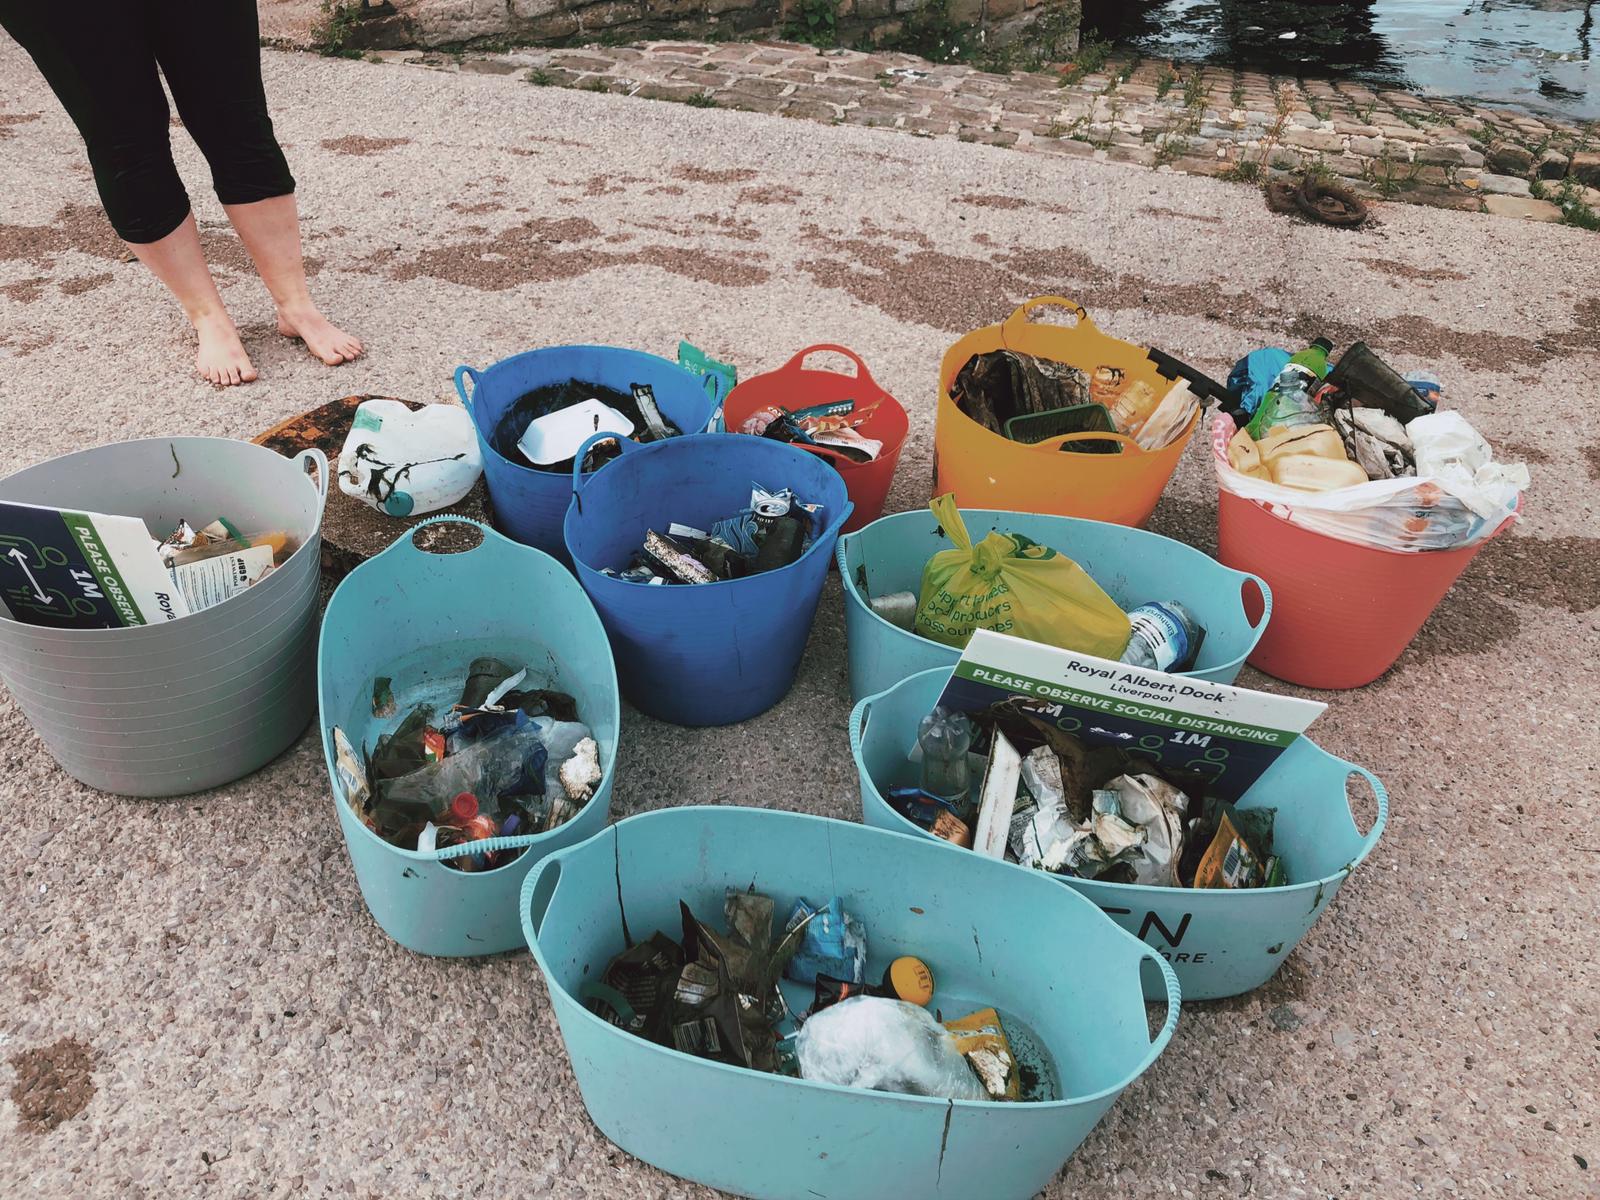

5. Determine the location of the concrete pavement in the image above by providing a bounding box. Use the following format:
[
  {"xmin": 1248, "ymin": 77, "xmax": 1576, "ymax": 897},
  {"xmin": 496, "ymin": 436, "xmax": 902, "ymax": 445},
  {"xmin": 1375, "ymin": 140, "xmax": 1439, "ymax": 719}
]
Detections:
[{"xmin": 1, "ymin": 41, "xmax": 1596, "ymax": 1200}]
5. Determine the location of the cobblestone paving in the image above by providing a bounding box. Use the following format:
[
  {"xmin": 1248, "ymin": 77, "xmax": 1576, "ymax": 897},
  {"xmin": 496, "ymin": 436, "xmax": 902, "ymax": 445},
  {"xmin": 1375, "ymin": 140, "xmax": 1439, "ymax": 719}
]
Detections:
[{"xmin": 370, "ymin": 39, "xmax": 1600, "ymax": 224}]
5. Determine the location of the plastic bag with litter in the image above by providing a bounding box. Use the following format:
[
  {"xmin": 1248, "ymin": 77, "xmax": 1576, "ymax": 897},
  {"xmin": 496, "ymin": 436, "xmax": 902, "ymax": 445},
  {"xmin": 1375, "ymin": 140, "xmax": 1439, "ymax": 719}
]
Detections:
[{"xmin": 1210, "ymin": 413, "xmax": 1523, "ymax": 553}]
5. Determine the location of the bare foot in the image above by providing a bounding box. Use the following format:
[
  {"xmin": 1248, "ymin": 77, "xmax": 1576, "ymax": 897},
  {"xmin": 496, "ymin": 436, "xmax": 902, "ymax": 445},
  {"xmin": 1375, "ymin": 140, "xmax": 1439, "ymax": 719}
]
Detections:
[
  {"xmin": 276, "ymin": 303, "xmax": 363, "ymax": 366},
  {"xmin": 194, "ymin": 315, "xmax": 258, "ymax": 387}
]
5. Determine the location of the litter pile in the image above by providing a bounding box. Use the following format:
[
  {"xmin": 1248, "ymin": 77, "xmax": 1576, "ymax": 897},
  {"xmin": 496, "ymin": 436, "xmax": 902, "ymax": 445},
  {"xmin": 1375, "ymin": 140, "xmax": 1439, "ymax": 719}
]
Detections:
[
  {"xmin": 587, "ymin": 888, "xmax": 1053, "ymax": 1102},
  {"xmin": 492, "ymin": 379, "xmax": 682, "ymax": 473},
  {"xmin": 0, "ymin": 499, "xmax": 293, "ymax": 629},
  {"xmin": 1219, "ymin": 339, "xmax": 1528, "ymax": 550},
  {"xmin": 332, "ymin": 657, "xmax": 602, "ymax": 871},
  {"xmin": 738, "ymin": 399, "xmax": 884, "ymax": 463},
  {"xmin": 601, "ymin": 484, "xmax": 825, "ymax": 585},
  {"xmin": 892, "ymin": 703, "xmax": 1283, "ymax": 891},
  {"xmin": 951, "ymin": 349, "xmax": 1198, "ymax": 453},
  {"xmin": 861, "ymin": 497, "xmax": 1207, "ymax": 672}
]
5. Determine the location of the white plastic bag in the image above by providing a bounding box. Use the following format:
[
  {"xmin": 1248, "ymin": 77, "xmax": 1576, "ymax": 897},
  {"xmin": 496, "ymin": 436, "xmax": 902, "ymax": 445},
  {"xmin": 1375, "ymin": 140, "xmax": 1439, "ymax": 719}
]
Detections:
[
  {"xmin": 1408, "ymin": 412, "xmax": 1531, "ymax": 521},
  {"xmin": 1210, "ymin": 414, "xmax": 1521, "ymax": 552},
  {"xmin": 796, "ymin": 997, "xmax": 985, "ymax": 1100}
]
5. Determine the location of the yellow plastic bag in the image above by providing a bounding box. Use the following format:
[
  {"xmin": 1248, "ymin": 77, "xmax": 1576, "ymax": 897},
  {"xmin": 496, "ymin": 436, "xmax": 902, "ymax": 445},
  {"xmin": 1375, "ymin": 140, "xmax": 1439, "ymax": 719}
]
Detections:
[{"xmin": 913, "ymin": 495, "xmax": 1132, "ymax": 657}]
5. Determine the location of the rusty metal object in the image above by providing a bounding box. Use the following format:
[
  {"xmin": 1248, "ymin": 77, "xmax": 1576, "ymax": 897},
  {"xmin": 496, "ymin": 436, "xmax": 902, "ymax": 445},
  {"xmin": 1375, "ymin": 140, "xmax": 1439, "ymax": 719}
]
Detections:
[{"xmin": 253, "ymin": 395, "xmax": 491, "ymax": 584}]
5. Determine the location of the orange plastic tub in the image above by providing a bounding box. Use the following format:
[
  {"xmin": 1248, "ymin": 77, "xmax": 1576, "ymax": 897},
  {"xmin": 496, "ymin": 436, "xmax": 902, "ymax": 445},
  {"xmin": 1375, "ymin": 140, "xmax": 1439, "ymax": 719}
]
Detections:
[
  {"xmin": 1217, "ymin": 488, "xmax": 1511, "ymax": 689},
  {"xmin": 935, "ymin": 298, "xmax": 1199, "ymax": 528},
  {"xmin": 723, "ymin": 345, "xmax": 908, "ymax": 535}
]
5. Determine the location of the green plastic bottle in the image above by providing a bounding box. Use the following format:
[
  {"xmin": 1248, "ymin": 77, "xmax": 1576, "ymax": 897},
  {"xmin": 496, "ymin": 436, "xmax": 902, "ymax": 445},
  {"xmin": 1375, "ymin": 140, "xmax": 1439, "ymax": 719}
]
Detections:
[{"xmin": 1245, "ymin": 338, "xmax": 1334, "ymax": 438}]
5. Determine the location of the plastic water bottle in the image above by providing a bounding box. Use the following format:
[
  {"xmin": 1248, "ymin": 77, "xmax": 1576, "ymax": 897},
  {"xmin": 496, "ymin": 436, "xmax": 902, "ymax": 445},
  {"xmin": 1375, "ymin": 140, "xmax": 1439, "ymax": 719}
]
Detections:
[
  {"xmin": 917, "ymin": 706, "xmax": 972, "ymax": 810},
  {"xmin": 1257, "ymin": 373, "xmax": 1321, "ymax": 431},
  {"xmin": 1246, "ymin": 338, "xmax": 1333, "ymax": 438},
  {"xmin": 1121, "ymin": 601, "xmax": 1206, "ymax": 673}
]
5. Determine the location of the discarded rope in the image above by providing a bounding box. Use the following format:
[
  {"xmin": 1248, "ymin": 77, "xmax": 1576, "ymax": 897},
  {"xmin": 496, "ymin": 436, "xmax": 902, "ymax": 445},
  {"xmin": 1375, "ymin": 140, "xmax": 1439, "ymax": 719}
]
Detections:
[{"xmin": 1265, "ymin": 176, "xmax": 1371, "ymax": 227}]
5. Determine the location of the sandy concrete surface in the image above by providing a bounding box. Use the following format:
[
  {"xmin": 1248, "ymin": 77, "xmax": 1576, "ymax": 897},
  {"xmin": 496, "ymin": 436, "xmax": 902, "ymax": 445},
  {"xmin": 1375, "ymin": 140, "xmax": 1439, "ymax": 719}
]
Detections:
[{"xmin": 1, "ymin": 41, "xmax": 1597, "ymax": 1200}]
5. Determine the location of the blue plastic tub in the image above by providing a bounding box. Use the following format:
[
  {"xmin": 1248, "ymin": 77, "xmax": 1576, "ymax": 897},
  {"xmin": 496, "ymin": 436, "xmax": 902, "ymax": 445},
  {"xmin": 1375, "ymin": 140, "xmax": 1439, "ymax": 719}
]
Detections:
[
  {"xmin": 563, "ymin": 434, "xmax": 853, "ymax": 726},
  {"xmin": 318, "ymin": 517, "xmax": 620, "ymax": 956},
  {"xmin": 851, "ymin": 668, "xmax": 1387, "ymax": 1001},
  {"xmin": 454, "ymin": 346, "xmax": 723, "ymax": 560},
  {"xmin": 837, "ymin": 507, "xmax": 1271, "ymax": 702},
  {"xmin": 521, "ymin": 806, "xmax": 1180, "ymax": 1200}
]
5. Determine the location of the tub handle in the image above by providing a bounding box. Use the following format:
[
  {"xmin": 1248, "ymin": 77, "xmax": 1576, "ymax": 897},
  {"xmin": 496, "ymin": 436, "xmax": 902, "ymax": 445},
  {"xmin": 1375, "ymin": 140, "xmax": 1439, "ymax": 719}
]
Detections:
[
  {"xmin": 847, "ymin": 695, "xmax": 872, "ymax": 759},
  {"xmin": 569, "ymin": 432, "xmax": 642, "ymax": 510},
  {"xmin": 1343, "ymin": 765, "xmax": 1389, "ymax": 855},
  {"xmin": 453, "ymin": 364, "xmax": 481, "ymax": 412},
  {"xmin": 1239, "ymin": 572, "xmax": 1272, "ymax": 631},
  {"xmin": 1002, "ymin": 296, "xmax": 1094, "ymax": 344},
  {"xmin": 1140, "ymin": 950, "xmax": 1182, "ymax": 1049},
  {"xmin": 430, "ymin": 831, "xmax": 548, "ymax": 865},
  {"xmin": 293, "ymin": 447, "xmax": 330, "ymax": 525},
  {"xmin": 403, "ymin": 514, "xmax": 494, "ymax": 556},
  {"xmin": 1044, "ymin": 429, "xmax": 1145, "ymax": 456},
  {"xmin": 780, "ymin": 343, "xmax": 879, "ymax": 389},
  {"xmin": 525, "ymin": 857, "xmax": 562, "ymax": 940}
]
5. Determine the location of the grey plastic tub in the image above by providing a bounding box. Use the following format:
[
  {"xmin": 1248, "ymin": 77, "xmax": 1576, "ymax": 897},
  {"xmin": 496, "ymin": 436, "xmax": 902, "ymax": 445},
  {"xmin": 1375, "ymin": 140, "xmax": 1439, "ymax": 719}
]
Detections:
[{"xmin": 0, "ymin": 437, "xmax": 328, "ymax": 796}]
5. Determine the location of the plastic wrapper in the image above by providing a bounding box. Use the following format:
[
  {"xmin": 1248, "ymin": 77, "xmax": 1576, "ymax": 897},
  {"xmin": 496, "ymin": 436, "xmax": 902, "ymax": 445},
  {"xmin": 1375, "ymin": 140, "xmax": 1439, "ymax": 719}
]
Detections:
[
  {"xmin": 585, "ymin": 932, "xmax": 685, "ymax": 1044},
  {"xmin": 1110, "ymin": 774, "xmax": 1188, "ymax": 887},
  {"xmin": 795, "ymin": 996, "xmax": 986, "ymax": 1100},
  {"xmin": 944, "ymin": 1007, "xmax": 1021, "ymax": 1101},
  {"xmin": 1211, "ymin": 413, "xmax": 1521, "ymax": 552},
  {"xmin": 783, "ymin": 897, "xmax": 867, "ymax": 985},
  {"xmin": 671, "ymin": 891, "xmax": 800, "ymax": 1072}
]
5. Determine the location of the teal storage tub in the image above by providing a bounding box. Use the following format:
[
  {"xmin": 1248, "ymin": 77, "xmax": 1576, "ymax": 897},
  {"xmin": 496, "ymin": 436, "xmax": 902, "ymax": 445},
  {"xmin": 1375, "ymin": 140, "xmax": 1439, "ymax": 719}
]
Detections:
[
  {"xmin": 563, "ymin": 434, "xmax": 852, "ymax": 726},
  {"xmin": 851, "ymin": 668, "xmax": 1387, "ymax": 1001},
  {"xmin": 319, "ymin": 518, "xmax": 620, "ymax": 956},
  {"xmin": 836, "ymin": 506, "xmax": 1270, "ymax": 702},
  {"xmin": 521, "ymin": 806, "xmax": 1180, "ymax": 1200},
  {"xmin": 455, "ymin": 345, "xmax": 723, "ymax": 561}
]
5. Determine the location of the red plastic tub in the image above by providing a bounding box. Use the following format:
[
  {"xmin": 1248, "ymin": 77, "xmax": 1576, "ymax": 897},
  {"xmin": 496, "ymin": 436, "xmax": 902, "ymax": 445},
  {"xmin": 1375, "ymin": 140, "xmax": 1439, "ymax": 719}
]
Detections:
[
  {"xmin": 722, "ymin": 345, "xmax": 908, "ymax": 535},
  {"xmin": 1216, "ymin": 488, "xmax": 1511, "ymax": 689}
]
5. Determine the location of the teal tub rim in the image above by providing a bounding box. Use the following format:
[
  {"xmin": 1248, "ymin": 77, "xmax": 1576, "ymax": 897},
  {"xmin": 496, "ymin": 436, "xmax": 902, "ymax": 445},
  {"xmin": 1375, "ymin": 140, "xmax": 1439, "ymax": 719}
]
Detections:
[
  {"xmin": 835, "ymin": 507, "xmax": 1273, "ymax": 683},
  {"xmin": 564, "ymin": 433, "xmax": 855, "ymax": 589},
  {"xmin": 849, "ymin": 667, "xmax": 1388, "ymax": 903},
  {"xmin": 318, "ymin": 515, "xmax": 622, "ymax": 872},
  {"xmin": 520, "ymin": 805, "xmax": 1181, "ymax": 1110}
]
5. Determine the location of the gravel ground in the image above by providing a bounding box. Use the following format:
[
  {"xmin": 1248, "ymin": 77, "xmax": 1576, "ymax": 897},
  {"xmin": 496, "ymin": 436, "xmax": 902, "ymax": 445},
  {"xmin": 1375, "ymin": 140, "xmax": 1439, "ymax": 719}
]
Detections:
[{"xmin": 1, "ymin": 42, "xmax": 1597, "ymax": 1200}]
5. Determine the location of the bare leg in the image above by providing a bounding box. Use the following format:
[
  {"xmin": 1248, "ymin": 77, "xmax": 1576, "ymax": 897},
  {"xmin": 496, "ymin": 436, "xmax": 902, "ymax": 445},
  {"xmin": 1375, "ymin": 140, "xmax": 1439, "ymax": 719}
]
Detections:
[
  {"xmin": 222, "ymin": 194, "xmax": 362, "ymax": 366},
  {"xmin": 126, "ymin": 213, "xmax": 257, "ymax": 387}
]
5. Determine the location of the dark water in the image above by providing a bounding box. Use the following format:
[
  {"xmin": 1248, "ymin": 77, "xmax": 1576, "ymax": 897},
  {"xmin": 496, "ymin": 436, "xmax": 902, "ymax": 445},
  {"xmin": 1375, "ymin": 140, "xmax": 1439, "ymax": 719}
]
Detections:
[{"xmin": 1082, "ymin": 0, "xmax": 1599, "ymax": 119}]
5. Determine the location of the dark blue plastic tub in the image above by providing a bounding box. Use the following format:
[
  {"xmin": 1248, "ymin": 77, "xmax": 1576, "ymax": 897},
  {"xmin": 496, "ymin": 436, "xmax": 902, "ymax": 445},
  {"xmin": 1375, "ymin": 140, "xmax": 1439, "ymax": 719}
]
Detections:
[
  {"xmin": 454, "ymin": 346, "xmax": 722, "ymax": 560},
  {"xmin": 563, "ymin": 434, "xmax": 852, "ymax": 726}
]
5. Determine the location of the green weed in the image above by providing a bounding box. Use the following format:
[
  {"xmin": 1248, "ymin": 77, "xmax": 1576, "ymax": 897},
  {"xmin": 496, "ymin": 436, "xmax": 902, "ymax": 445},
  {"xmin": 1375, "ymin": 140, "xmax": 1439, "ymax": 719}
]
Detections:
[
  {"xmin": 312, "ymin": 2, "xmax": 367, "ymax": 58},
  {"xmin": 788, "ymin": 0, "xmax": 839, "ymax": 48},
  {"xmin": 1155, "ymin": 70, "xmax": 1177, "ymax": 100}
]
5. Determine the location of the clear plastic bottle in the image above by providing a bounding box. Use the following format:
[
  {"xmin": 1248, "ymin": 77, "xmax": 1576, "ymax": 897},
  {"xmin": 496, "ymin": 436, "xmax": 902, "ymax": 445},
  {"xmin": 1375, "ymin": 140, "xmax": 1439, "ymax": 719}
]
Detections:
[
  {"xmin": 917, "ymin": 707, "xmax": 972, "ymax": 811},
  {"xmin": 1246, "ymin": 338, "xmax": 1333, "ymax": 438},
  {"xmin": 1256, "ymin": 373, "xmax": 1321, "ymax": 432},
  {"xmin": 1121, "ymin": 601, "xmax": 1206, "ymax": 673}
]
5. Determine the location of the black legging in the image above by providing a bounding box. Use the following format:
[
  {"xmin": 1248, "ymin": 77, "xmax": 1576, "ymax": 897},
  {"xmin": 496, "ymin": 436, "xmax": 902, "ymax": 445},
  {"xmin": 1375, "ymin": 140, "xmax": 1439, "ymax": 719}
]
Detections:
[{"xmin": 0, "ymin": 0, "xmax": 295, "ymax": 244}]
